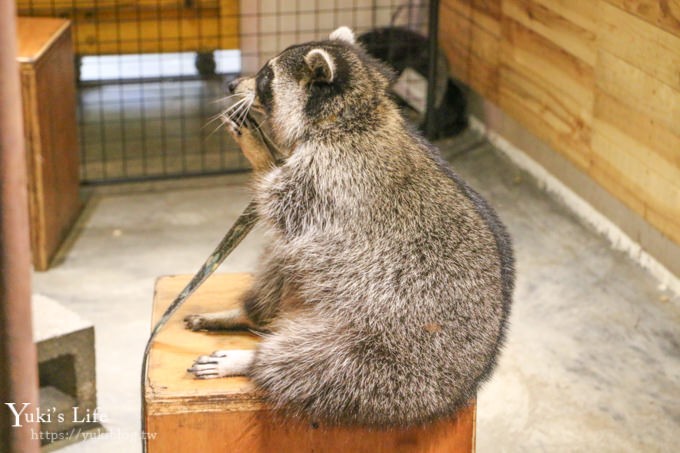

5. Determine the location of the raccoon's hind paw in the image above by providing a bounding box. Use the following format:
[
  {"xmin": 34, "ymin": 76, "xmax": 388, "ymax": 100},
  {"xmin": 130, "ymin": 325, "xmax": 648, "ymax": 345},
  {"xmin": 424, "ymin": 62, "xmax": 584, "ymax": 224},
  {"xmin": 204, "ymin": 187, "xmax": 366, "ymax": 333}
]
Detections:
[
  {"xmin": 184, "ymin": 313, "xmax": 228, "ymax": 331},
  {"xmin": 183, "ymin": 313, "xmax": 208, "ymax": 331},
  {"xmin": 187, "ymin": 349, "xmax": 254, "ymax": 379},
  {"xmin": 183, "ymin": 308, "xmax": 259, "ymax": 331}
]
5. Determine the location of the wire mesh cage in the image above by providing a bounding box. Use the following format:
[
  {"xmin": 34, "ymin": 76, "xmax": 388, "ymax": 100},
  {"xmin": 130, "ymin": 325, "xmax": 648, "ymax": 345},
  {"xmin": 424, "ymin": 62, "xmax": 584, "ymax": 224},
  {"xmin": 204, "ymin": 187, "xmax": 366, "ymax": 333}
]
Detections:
[{"xmin": 16, "ymin": 0, "xmax": 433, "ymax": 184}]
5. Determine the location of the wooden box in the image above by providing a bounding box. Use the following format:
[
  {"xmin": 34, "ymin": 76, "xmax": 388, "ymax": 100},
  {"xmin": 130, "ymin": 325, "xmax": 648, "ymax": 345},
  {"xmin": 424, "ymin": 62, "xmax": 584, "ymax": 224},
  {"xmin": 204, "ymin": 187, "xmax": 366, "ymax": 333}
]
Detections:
[
  {"xmin": 145, "ymin": 273, "xmax": 476, "ymax": 452},
  {"xmin": 17, "ymin": 18, "xmax": 82, "ymax": 270}
]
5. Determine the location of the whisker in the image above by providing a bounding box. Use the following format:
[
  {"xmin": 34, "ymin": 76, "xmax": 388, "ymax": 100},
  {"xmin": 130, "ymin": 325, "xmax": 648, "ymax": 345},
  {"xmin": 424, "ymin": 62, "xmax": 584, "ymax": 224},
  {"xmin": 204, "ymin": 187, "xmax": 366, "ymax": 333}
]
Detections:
[
  {"xmin": 234, "ymin": 98, "xmax": 253, "ymax": 127},
  {"xmin": 210, "ymin": 93, "xmax": 246, "ymax": 105},
  {"xmin": 249, "ymin": 105, "xmax": 266, "ymax": 115},
  {"xmin": 202, "ymin": 97, "xmax": 249, "ymax": 131},
  {"xmin": 242, "ymin": 95, "xmax": 256, "ymax": 120},
  {"xmin": 202, "ymin": 115, "xmax": 229, "ymax": 141},
  {"xmin": 223, "ymin": 96, "xmax": 249, "ymax": 112},
  {"xmin": 246, "ymin": 113, "xmax": 269, "ymax": 135},
  {"xmin": 203, "ymin": 92, "xmax": 259, "ymax": 145},
  {"xmin": 226, "ymin": 94, "xmax": 254, "ymax": 123},
  {"xmin": 202, "ymin": 113, "xmax": 226, "ymax": 130},
  {"xmin": 225, "ymin": 104, "xmax": 247, "ymax": 125},
  {"xmin": 220, "ymin": 98, "xmax": 250, "ymax": 123},
  {"xmin": 205, "ymin": 123, "xmax": 224, "ymax": 140},
  {"xmin": 203, "ymin": 104, "xmax": 248, "ymax": 139}
]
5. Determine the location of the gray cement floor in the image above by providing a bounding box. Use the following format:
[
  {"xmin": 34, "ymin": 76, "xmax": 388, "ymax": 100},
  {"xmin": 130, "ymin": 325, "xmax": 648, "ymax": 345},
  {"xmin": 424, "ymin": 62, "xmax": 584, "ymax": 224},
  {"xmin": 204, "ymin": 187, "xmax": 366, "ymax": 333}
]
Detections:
[{"xmin": 33, "ymin": 132, "xmax": 680, "ymax": 452}]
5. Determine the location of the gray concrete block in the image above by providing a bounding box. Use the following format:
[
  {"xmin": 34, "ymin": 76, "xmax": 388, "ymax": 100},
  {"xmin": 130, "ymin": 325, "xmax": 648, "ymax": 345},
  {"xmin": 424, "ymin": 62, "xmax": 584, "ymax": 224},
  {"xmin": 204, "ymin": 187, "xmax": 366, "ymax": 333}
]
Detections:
[
  {"xmin": 32, "ymin": 294, "xmax": 97, "ymax": 444},
  {"xmin": 39, "ymin": 386, "xmax": 77, "ymax": 440}
]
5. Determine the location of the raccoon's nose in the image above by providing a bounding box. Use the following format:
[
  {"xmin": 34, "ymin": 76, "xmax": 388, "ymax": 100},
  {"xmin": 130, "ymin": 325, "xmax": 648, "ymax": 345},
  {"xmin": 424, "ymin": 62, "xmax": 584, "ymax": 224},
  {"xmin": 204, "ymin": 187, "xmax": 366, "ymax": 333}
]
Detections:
[{"xmin": 228, "ymin": 79, "xmax": 239, "ymax": 93}]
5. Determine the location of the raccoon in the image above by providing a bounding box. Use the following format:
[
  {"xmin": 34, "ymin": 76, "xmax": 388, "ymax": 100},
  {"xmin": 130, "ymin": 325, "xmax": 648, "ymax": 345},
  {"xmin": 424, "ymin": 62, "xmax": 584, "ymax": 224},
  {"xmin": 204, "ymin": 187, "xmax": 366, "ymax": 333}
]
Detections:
[{"xmin": 185, "ymin": 26, "xmax": 514, "ymax": 428}]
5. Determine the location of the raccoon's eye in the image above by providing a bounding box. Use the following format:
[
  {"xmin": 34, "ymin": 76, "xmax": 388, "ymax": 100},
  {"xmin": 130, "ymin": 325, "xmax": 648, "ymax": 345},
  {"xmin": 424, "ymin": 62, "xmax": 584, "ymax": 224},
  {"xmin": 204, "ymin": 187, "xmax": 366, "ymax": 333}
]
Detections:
[
  {"xmin": 256, "ymin": 65, "xmax": 274, "ymax": 111},
  {"xmin": 257, "ymin": 66, "xmax": 273, "ymax": 93}
]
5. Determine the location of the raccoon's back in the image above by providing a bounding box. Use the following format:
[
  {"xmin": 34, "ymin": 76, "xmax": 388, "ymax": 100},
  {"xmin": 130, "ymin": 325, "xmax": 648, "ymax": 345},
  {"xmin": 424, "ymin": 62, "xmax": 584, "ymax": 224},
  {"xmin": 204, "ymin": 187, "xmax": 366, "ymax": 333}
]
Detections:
[
  {"xmin": 251, "ymin": 196, "xmax": 510, "ymax": 428},
  {"xmin": 250, "ymin": 135, "xmax": 514, "ymax": 428}
]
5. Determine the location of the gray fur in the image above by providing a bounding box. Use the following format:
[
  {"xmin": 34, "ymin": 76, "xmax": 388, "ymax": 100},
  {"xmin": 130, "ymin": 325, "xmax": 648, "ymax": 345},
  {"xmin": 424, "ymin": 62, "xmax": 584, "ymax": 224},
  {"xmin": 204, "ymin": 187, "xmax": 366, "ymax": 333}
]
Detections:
[{"xmin": 200, "ymin": 27, "xmax": 514, "ymax": 428}]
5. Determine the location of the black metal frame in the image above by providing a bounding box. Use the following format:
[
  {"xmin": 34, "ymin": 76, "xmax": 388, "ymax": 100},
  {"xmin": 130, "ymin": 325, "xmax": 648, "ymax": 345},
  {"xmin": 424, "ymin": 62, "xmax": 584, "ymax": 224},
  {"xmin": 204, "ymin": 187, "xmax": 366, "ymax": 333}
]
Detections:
[{"xmin": 424, "ymin": 0, "xmax": 440, "ymax": 140}]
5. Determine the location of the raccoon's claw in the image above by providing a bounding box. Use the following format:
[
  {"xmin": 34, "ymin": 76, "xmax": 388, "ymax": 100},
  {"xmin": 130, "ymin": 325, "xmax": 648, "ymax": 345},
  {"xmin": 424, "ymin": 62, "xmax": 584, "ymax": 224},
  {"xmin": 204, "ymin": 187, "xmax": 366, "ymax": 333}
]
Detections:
[
  {"xmin": 187, "ymin": 353, "xmax": 223, "ymax": 379},
  {"xmin": 223, "ymin": 118, "xmax": 242, "ymax": 137},
  {"xmin": 187, "ymin": 350, "xmax": 255, "ymax": 379}
]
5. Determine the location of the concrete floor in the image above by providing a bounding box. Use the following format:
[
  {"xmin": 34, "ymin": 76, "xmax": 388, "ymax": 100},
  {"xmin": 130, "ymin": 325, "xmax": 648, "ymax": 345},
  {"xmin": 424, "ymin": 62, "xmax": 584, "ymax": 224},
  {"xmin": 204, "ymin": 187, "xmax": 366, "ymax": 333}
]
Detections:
[{"xmin": 33, "ymin": 132, "xmax": 680, "ymax": 452}]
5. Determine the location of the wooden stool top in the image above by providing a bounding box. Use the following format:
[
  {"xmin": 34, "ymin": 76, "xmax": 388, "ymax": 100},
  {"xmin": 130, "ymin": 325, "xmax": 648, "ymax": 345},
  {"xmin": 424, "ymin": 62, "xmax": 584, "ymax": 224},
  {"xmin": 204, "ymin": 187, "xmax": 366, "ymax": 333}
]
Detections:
[{"xmin": 147, "ymin": 273, "xmax": 262, "ymax": 415}]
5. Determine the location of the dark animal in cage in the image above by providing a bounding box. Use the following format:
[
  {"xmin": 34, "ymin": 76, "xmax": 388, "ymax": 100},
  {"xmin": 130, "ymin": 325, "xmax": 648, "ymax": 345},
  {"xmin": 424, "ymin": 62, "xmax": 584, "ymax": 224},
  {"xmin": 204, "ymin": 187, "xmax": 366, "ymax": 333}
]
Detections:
[{"xmin": 358, "ymin": 26, "xmax": 468, "ymax": 138}]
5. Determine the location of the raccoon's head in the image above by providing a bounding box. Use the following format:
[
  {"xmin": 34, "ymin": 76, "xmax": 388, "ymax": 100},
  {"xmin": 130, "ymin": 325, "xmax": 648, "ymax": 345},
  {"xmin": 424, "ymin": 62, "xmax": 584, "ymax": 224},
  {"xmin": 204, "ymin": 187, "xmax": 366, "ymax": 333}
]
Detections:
[{"xmin": 226, "ymin": 26, "xmax": 396, "ymax": 147}]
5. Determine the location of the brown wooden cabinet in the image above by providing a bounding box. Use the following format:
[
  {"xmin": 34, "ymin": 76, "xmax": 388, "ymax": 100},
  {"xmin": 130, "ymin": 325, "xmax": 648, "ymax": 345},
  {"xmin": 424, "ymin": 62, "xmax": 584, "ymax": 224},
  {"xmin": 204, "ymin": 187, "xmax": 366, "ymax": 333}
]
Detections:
[{"xmin": 17, "ymin": 17, "xmax": 82, "ymax": 271}]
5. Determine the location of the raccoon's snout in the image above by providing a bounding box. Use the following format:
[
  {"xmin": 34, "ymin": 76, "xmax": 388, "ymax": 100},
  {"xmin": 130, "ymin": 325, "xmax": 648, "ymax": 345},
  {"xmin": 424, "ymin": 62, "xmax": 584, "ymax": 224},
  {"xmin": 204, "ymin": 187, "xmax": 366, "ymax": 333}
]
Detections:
[
  {"xmin": 228, "ymin": 78, "xmax": 240, "ymax": 93},
  {"xmin": 228, "ymin": 77, "xmax": 256, "ymax": 96}
]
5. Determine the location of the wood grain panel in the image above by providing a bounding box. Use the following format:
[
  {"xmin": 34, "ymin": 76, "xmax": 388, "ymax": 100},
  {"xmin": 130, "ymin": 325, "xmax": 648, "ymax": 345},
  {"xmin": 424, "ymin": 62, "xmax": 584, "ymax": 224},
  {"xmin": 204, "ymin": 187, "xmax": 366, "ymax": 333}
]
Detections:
[
  {"xmin": 440, "ymin": 2, "xmax": 500, "ymax": 101},
  {"xmin": 442, "ymin": 0, "xmax": 502, "ymax": 36},
  {"xmin": 498, "ymin": 65, "xmax": 591, "ymax": 170},
  {"xmin": 16, "ymin": 0, "xmax": 222, "ymax": 12},
  {"xmin": 34, "ymin": 32, "xmax": 82, "ymax": 267},
  {"xmin": 586, "ymin": 152, "xmax": 647, "ymax": 221},
  {"xmin": 592, "ymin": 120, "xmax": 680, "ymax": 204},
  {"xmin": 18, "ymin": 18, "xmax": 82, "ymax": 270},
  {"xmin": 148, "ymin": 407, "xmax": 476, "ymax": 453},
  {"xmin": 439, "ymin": 3, "xmax": 469, "ymax": 82},
  {"xmin": 502, "ymin": 0, "xmax": 597, "ymax": 65},
  {"xmin": 440, "ymin": 0, "xmax": 680, "ymax": 245},
  {"xmin": 645, "ymin": 209, "xmax": 680, "ymax": 248},
  {"xmin": 441, "ymin": 38, "xmax": 500, "ymax": 102},
  {"xmin": 595, "ymin": 51, "xmax": 680, "ymax": 137},
  {"xmin": 499, "ymin": 19, "xmax": 593, "ymax": 169},
  {"xmin": 501, "ymin": 19, "xmax": 595, "ymax": 106},
  {"xmin": 599, "ymin": 2, "xmax": 680, "ymax": 92},
  {"xmin": 17, "ymin": 0, "xmax": 220, "ymax": 9},
  {"xmin": 591, "ymin": 120, "xmax": 680, "ymax": 244},
  {"xmin": 440, "ymin": 2, "xmax": 500, "ymax": 63},
  {"xmin": 594, "ymin": 91, "xmax": 680, "ymax": 178},
  {"xmin": 603, "ymin": 0, "xmax": 680, "ymax": 38},
  {"xmin": 69, "ymin": 2, "xmax": 239, "ymax": 54},
  {"xmin": 16, "ymin": 17, "xmax": 69, "ymax": 62},
  {"xmin": 16, "ymin": 0, "xmax": 240, "ymax": 55},
  {"xmin": 531, "ymin": 0, "xmax": 598, "ymax": 34}
]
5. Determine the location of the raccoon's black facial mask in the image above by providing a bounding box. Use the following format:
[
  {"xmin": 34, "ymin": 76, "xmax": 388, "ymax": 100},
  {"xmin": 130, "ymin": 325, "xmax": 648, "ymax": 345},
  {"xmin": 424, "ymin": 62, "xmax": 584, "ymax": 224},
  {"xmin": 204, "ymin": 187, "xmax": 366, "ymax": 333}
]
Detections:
[{"xmin": 256, "ymin": 64, "xmax": 274, "ymax": 113}]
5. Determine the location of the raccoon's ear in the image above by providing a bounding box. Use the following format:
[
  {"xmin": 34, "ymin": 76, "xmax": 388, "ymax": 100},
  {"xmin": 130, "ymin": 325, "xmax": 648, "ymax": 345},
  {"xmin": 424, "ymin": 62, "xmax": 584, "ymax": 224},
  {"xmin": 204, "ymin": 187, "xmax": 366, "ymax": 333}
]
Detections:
[
  {"xmin": 304, "ymin": 48, "xmax": 335, "ymax": 83},
  {"xmin": 329, "ymin": 26, "xmax": 356, "ymax": 44}
]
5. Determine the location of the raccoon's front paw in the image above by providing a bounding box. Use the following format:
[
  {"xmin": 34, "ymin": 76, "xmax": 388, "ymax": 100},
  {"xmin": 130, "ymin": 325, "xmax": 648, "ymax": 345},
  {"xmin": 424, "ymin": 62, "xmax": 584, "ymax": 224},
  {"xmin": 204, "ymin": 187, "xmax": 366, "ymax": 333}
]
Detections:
[
  {"xmin": 187, "ymin": 349, "xmax": 254, "ymax": 379},
  {"xmin": 223, "ymin": 117, "xmax": 243, "ymax": 138}
]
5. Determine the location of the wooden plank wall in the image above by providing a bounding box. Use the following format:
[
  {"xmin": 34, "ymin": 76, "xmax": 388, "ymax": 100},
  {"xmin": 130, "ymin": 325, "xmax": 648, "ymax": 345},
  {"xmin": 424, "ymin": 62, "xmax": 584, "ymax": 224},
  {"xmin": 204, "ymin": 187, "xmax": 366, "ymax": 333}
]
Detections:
[
  {"xmin": 440, "ymin": 0, "xmax": 680, "ymax": 246},
  {"xmin": 15, "ymin": 0, "xmax": 240, "ymax": 55}
]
